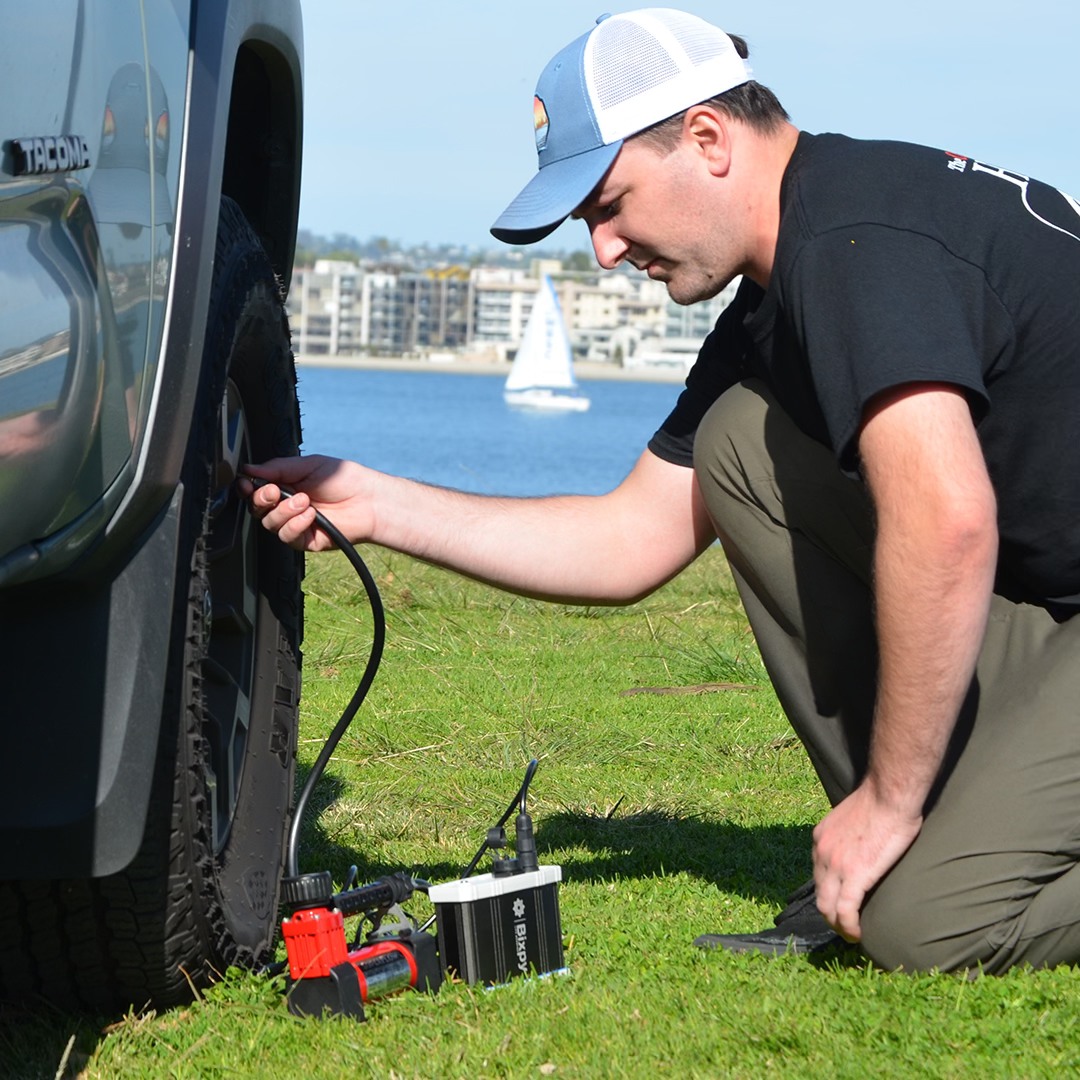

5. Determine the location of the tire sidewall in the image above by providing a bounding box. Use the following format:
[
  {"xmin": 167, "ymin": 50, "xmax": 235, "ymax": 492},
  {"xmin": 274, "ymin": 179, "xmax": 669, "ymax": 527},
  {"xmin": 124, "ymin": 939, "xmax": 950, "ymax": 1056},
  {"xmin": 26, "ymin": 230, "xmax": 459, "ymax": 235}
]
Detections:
[{"xmin": 173, "ymin": 198, "xmax": 303, "ymax": 975}]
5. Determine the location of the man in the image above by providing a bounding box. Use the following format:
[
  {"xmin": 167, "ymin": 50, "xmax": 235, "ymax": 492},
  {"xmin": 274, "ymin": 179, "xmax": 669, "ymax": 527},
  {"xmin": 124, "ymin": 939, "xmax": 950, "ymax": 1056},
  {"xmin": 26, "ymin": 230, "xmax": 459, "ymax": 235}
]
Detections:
[{"xmin": 248, "ymin": 9, "xmax": 1080, "ymax": 973}]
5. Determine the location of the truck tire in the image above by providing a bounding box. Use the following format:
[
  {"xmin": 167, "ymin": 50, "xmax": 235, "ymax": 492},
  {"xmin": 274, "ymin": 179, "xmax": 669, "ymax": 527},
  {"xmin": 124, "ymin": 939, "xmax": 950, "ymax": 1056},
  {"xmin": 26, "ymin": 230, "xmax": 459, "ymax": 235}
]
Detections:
[{"xmin": 0, "ymin": 198, "xmax": 303, "ymax": 1012}]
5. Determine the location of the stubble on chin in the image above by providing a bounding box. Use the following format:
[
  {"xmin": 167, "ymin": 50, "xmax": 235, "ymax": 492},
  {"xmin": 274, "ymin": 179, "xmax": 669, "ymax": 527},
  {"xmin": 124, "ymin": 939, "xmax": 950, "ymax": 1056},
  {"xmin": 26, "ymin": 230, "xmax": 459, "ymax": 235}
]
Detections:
[
  {"xmin": 665, "ymin": 275, "xmax": 713, "ymax": 306},
  {"xmin": 666, "ymin": 267, "xmax": 737, "ymax": 306}
]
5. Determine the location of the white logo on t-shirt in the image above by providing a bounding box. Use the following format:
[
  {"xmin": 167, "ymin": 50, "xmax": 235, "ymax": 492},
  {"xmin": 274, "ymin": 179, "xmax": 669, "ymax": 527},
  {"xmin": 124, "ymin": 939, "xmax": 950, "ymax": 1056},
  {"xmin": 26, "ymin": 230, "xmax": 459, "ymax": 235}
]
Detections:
[{"xmin": 970, "ymin": 159, "xmax": 1080, "ymax": 243}]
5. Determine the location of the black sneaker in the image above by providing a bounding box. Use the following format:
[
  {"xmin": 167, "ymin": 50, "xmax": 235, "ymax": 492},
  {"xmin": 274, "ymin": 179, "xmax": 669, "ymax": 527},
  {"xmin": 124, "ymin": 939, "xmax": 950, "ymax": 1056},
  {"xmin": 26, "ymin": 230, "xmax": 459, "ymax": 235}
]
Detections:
[{"xmin": 693, "ymin": 878, "xmax": 847, "ymax": 955}]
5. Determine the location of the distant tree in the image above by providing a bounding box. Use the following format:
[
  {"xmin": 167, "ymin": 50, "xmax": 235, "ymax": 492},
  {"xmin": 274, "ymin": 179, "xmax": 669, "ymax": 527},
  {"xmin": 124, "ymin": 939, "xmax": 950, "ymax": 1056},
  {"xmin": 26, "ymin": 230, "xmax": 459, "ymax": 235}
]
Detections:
[
  {"xmin": 293, "ymin": 243, "xmax": 317, "ymax": 268},
  {"xmin": 565, "ymin": 250, "xmax": 597, "ymax": 272},
  {"xmin": 330, "ymin": 232, "xmax": 361, "ymax": 255}
]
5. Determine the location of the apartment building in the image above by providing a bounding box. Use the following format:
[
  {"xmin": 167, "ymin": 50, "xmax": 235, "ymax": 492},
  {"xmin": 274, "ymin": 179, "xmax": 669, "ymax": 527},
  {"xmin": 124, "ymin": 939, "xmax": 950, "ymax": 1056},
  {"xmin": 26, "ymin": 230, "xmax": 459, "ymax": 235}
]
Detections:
[
  {"xmin": 291, "ymin": 260, "xmax": 472, "ymax": 356},
  {"xmin": 288, "ymin": 259, "xmax": 739, "ymax": 372}
]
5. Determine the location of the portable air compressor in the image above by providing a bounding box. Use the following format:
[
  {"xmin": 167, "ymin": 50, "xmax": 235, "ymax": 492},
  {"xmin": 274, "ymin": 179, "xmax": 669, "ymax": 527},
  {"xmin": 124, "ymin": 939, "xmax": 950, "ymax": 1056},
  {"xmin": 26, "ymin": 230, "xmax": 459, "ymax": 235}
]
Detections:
[
  {"xmin": 278, "ymin": 761, "xmax": 565, "ymax": 1019},
  {"xmin": 279, "ymin": 869, "xmax": 442, "ymax": 1019}
]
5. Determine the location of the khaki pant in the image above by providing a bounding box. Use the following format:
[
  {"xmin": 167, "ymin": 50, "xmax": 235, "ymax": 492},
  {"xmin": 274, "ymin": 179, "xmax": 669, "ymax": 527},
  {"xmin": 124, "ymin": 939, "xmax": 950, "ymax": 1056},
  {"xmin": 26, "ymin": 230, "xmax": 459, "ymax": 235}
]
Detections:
[{"xmin": 693, "ymin": 380, "xmax": 1080, "ymax": 973}]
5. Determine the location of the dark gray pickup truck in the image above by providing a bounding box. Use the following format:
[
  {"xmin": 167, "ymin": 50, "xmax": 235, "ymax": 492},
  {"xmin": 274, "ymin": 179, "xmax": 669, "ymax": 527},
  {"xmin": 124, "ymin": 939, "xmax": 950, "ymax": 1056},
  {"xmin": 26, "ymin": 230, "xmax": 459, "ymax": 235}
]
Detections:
[{"xmin": 0, "ymin": 0, "xmax": 305, "ymax": 1011}]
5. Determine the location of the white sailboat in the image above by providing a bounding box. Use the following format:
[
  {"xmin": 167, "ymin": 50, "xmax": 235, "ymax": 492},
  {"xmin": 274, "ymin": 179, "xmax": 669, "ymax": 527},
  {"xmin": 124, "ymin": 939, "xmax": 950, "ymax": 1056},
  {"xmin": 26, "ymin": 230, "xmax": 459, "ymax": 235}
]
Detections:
[{"xmin": 504, "ymin": 275, "xmax": 590, "ymax": 412}]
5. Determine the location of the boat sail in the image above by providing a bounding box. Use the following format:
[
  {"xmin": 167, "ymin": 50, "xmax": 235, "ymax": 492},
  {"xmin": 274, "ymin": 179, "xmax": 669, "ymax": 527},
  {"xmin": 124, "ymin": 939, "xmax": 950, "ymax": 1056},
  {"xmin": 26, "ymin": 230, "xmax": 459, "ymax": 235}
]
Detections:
[{"xmin": 504, "ymin": 275, "xmax": 590, "ymax": 412}]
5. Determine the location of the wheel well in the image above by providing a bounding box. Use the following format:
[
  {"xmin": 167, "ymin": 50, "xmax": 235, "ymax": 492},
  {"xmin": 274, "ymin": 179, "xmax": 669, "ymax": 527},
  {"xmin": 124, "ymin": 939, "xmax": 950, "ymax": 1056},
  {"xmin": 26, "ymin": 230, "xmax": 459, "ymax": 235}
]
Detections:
[{"xmin": 222, "ymin": 42, "xmax": 302, "ymax": 288}]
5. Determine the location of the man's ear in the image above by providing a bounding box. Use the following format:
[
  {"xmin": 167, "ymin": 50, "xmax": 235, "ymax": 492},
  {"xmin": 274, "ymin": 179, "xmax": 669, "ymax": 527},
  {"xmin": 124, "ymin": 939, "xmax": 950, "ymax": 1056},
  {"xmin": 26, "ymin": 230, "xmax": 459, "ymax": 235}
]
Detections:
[{"xmin": 683, "ymin": 105, "xmax": 732, "ymax": 177}]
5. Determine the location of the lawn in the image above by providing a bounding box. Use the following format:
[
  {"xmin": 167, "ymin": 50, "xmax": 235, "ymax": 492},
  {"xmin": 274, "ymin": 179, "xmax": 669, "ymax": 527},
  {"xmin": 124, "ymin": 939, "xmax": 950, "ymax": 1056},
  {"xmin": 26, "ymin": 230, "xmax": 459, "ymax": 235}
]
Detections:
[{"xmin": 5, "ymin": 545, "xmax": 1080, "ymax": 1078}]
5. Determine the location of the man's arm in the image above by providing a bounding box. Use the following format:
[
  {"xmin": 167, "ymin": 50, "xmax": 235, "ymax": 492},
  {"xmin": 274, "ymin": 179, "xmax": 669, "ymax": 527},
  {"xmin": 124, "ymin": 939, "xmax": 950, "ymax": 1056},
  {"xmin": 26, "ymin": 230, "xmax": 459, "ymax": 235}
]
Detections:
[
  {"xmin": 813, "ymin": 383, "xmax": 999, "ymax": 941},
  {"xmin": 246, "ymin": 448, "xmax": 716, "ymax": 604}
]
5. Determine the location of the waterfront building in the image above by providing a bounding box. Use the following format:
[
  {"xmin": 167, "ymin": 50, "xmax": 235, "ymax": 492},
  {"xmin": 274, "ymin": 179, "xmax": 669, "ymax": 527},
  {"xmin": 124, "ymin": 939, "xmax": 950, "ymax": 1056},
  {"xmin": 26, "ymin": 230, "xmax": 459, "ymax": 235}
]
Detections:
[{"xmin": 287, "ymin": 257, "xmax": 739, "ymax": 373}]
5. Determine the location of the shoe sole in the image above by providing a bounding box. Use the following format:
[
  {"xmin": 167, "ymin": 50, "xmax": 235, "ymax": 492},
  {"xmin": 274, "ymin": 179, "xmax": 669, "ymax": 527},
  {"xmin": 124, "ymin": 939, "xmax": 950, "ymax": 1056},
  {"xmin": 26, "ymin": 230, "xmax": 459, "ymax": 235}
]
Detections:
[{"xmin": 693, "ymin": 931, "xmax": 848, "ymax": 956}]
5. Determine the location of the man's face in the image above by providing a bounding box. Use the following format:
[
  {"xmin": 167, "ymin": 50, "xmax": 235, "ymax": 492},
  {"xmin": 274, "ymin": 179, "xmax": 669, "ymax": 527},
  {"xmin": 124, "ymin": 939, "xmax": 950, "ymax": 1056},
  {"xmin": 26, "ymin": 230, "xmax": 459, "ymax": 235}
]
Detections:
[{"xmin": 572, "ymin": 134, "xmax": 741, "ymax": 305}]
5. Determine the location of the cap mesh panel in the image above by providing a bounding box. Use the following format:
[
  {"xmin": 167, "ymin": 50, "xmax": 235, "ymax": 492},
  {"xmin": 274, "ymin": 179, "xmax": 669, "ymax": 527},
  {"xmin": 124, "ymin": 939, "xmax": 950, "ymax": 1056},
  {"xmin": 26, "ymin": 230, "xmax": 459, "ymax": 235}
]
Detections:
[
  {"xmin": 678, "ymin": 25, "xmax": 731, "ymax": 66},
  {"xmin": 591, "ymin": 22, "xmax": 681, "ymax": 110}
]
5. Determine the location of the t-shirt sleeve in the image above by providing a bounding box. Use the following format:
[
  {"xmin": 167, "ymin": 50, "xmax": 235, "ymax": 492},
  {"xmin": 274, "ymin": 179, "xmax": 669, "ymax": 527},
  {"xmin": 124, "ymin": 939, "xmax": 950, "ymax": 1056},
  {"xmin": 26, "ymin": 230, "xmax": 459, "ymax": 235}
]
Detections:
[
  {"xmin": 648, "ymin": 280, "xmax": 760, "ymax": 467},
  {"xmin": 784, "ymin": 224, "xmax": 1005, "ymax": 470}
]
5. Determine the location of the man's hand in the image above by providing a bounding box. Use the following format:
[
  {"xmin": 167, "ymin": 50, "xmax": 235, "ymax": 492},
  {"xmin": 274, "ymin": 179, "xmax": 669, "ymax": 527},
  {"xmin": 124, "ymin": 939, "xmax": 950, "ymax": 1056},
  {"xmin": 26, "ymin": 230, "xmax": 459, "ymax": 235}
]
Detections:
[
  {"xmin": 241, "ymin": 455, "xmax": 375, "ymax": 551},
  {"xmin": 812, "ymin": 782, "xmax": 923, "ymax": 942}
]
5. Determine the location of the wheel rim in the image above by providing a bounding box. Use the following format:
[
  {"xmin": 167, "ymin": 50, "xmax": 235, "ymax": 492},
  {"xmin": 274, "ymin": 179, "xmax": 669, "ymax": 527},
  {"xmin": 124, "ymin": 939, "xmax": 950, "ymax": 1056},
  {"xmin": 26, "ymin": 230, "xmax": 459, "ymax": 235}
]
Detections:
[{"xmin": 204, "ymin": 377, "xmax": 257, "ymax": 854}]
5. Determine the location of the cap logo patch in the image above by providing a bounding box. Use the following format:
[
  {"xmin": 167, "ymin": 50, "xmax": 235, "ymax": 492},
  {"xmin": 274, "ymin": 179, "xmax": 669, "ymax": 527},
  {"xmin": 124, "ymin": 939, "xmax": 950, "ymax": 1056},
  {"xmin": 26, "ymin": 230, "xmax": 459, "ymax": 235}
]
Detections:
[{"xmin": 533, "ymin": 96, "xmax": 550, "ymax": 152}]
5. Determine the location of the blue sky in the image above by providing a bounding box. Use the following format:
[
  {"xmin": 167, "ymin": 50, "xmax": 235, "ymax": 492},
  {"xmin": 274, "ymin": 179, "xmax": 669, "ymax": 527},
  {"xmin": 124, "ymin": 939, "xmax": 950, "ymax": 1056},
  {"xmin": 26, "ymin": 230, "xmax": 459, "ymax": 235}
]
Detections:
[{"xmin": 298, "ymin": 1, "xmax": 1080, "ymax": 251}]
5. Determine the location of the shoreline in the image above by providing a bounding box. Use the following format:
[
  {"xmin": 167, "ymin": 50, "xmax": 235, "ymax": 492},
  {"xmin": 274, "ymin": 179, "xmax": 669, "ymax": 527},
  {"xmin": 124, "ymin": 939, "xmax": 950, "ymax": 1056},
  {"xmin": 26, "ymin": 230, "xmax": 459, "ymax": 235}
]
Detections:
[{"xmin": 294, "ymin": 352, "xmax": 688, "ymax": 385}]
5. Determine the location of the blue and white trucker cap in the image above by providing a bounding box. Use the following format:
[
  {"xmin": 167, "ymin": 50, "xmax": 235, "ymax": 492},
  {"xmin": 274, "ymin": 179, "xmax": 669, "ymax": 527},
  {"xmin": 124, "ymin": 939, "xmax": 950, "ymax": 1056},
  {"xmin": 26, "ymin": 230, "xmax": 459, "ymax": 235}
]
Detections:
[{"xmin": 490, "ymin": 8, "xmax": 752, "ymax": 245}]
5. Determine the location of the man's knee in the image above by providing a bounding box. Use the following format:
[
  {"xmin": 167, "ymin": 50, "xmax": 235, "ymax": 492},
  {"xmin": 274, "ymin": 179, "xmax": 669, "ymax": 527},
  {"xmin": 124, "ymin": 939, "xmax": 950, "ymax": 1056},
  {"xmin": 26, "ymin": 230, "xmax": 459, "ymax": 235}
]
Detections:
[
  {"xmin": 692, "ymin": 380, "xmax": 772, "ymax": 511},
  {"xmin": 691, "ymin": 379, "xmax": 873, "ymax": 571},
  {"xmin": 692, "ymin": 380, "xmax": 794, "ymax": 554},
  {"xmin": 859, "ymin": 881, "xmax": 989, "ymax": 976},
  {"xmin": 860, "ymin": 868, "xmax": 1015, "ymax": 975}
]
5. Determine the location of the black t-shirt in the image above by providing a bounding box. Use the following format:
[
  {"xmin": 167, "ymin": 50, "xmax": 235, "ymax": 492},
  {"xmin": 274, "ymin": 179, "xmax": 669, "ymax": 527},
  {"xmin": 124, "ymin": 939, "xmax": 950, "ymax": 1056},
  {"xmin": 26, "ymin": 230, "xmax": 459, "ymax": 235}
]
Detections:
[{"xmin": 650, "ymin": 132, "xmax": 1080, "ymax": 613}]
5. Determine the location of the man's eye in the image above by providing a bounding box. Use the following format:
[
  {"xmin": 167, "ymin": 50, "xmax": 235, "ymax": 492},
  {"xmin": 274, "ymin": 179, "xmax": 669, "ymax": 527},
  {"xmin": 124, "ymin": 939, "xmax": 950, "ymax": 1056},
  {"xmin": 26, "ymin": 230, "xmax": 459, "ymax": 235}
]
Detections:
[{"xmin": 597, "ymin": 201, "xmax": 619, "ymax": 221}]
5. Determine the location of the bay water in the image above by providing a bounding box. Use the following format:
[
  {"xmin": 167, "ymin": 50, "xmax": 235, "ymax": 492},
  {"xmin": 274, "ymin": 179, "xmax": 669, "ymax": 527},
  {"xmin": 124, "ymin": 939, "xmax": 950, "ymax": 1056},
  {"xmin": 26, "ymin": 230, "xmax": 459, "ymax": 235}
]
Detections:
[{"xmin": 294, "ymin": 365, "xmax": 686, "ymax": 497}]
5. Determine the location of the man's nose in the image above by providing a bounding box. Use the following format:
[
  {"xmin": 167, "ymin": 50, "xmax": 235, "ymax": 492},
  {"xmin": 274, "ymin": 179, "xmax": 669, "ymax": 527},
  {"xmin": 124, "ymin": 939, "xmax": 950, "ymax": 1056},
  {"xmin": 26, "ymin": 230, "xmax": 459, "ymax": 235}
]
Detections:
[{"xmin": 589, "ymin": 221, "xmax": 629, "ymax": 270}]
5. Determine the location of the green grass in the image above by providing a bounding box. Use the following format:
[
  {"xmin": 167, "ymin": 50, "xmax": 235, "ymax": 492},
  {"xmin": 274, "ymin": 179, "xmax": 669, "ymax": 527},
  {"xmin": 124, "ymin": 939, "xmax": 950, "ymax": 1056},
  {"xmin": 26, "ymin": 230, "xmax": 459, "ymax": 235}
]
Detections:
[{"xmin": 7, "ymin": 546, "xmax": 1080, "ymax": 1078}]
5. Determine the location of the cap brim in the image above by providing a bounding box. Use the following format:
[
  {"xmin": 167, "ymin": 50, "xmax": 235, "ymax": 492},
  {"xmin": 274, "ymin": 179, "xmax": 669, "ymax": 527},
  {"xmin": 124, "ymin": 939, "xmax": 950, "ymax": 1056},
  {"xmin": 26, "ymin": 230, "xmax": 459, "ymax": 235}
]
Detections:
[{"xmin": 490, "ymin": 141, "xmax": 622, "ymax": 245}]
